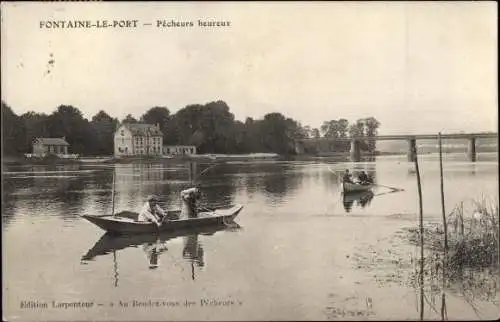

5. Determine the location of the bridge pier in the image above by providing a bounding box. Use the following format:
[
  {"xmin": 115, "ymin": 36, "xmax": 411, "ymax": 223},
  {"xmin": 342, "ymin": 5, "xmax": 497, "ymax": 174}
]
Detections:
[
  {"xmin": 467, "ymin": 137, "xmax": 476, "ymax": 162},
  {"xmin": 407, "ymin": 139, "xmax": 416, "ymax": 162},
  {"xmin": 350, "ymin": 139, "xmax": 361, "ymax": 162},
  {"xmin": 295, "ymin": 141, "xmax": 305, "ymax": 154}
]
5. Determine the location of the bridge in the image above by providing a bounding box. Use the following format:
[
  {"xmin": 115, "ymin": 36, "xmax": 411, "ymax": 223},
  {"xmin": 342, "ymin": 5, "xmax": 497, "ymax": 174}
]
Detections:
[{"xmin": 295, "ymin": 132, "xmax": 498, "ymax": 162}]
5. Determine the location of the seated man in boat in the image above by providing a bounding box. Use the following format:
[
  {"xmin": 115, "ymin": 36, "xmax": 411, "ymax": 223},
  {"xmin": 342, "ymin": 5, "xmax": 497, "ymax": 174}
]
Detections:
[
  {"xmin": 357, "ymin": 171, "xmax": 373, "ymax": 185},
  {"xmin": 342, "ymin": 169, "xmax": 353, "ymax": 183},
  {"xmin": 357, "ymin": 171, "xmax": 374, "ymax": 185},
  {"xmin": 357, "ymin": 171, "xmax": 369, "ymax": 184},
  {"xmin": 138, "ymin": 195, "xmax": 167, "ymax": 226}
]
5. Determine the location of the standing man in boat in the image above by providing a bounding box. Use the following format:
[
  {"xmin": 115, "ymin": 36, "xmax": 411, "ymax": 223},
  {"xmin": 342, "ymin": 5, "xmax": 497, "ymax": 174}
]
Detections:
[
  {"xmin": 180, "ymin": 187, "xmax": 201, "ymax": 219},
  {"xmin": 342, "ymin": 169, "xmax": 353, "ymax": 183},
  {"xmin": 138, "ymin": 195, "xmax": 167, "ymax": 226}
]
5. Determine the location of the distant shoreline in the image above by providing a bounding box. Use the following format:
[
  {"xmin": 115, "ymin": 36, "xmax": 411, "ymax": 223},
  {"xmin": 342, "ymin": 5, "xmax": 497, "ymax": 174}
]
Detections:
[{"xmin": 2, "ymin": 150, "xmax": 498, "ymax": 166}]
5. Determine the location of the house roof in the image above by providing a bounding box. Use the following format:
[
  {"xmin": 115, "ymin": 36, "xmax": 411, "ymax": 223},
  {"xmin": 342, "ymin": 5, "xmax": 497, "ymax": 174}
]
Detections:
[
  {"xmin": 124, "ymin": 123, "xmax": 163, "ymax": 137},
  {"xmin": 35, "ymin": 138, "xmax": 70, "ymax": 146}
]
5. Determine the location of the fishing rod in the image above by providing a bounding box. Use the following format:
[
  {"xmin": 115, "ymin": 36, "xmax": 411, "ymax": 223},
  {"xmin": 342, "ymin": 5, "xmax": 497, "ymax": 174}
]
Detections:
[{"xmin": 188, "ymin": 161, "xmax": 218, "ymax": 187}]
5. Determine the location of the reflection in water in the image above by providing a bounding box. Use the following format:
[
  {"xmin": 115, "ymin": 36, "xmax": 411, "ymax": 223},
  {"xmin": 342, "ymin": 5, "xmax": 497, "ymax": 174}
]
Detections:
[
  {"xmin": 3, "ymin": 157, "xmax": 499, "ymax": 320},
  {"xmin": 182, "ymin": 234, "xmax": 205, "ymax": 280},
  {"xmin": 143, "ymin": 239, "xmax": 169, "ymax": 270},
  {"xmin": 342, "ymin": 191, "xmax": 375, "ymax": 213},
  {"xmin": 81, "ymin": 224, "xmax": 240, "ymax": 285},
  {"xmin": 113, "ymin": 250, "xmax": 118, "ymax": 287}
]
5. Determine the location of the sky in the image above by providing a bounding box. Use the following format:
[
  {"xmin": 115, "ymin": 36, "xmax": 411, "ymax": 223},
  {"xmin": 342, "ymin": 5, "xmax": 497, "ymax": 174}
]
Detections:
[{"xmin": 1, "ymin": 2, "xmax": 497, "ymax": 135}]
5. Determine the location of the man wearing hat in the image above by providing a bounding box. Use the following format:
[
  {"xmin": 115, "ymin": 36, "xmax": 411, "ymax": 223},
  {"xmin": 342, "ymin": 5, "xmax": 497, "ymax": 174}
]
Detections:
[{"xmin": 138, "ymin": 195, "xmax": 167, "ymax": 226}]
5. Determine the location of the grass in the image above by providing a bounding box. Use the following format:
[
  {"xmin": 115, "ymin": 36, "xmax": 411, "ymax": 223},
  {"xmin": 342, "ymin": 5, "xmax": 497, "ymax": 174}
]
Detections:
[
  {"xmin": 406, "ymin": 195, "xmax": 499, "ymax": 268},
  {"xmin": 446, "ymin": 195, "xmax": 499, "ymax": 270},
  {"xmin": 405, "ymin": 195, "xmax": 499, "ymax": 310}
]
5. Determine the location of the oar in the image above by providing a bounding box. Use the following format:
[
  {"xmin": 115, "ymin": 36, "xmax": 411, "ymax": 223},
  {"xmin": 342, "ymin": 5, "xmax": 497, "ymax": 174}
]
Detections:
[{"xmin": 372, "ymin": 183, "xmax": 404, "ymax": 192}]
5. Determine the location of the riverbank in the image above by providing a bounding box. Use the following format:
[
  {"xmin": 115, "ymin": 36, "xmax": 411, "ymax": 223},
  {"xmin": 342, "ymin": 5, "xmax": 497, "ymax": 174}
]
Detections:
[
  {"xmin": 2, "ymin": 156, "xmax": 83, "ymax": 166},
  {"xmin": 2, "ymin": 153, "xmax": 281, "ymax": 166}
]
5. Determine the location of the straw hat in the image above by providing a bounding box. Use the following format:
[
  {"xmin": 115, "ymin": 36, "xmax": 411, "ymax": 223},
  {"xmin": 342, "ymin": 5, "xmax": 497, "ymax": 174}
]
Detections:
[{"xmin": 147, "ymin": 195, "xmax": 159, "ymax": 202}]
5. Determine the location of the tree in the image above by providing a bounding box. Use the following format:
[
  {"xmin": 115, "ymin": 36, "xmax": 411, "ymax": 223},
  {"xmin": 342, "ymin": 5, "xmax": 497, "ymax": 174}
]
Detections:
[
  {"xmin": 122, "ymin": 114, "xmax": 138, "ymax": 124},
  {"xmin": 201, "ymin": 100, "xmax": 236, "ymax": 153},
  {"xmin": 321, "ymin": 119, "xmax": 349, "ymax": 138},
  {"xmin": 20, "ymin": 111, "xmax": 50, "ymax": 152},
  {"xmin": 2, "ymin": 101, "xmax": 26, "ymax": 155},
  {"xmin": 311, "ymin": 128, "xmax": 320, "ymax": 138},
  {"xmin": 259, "ymin": 112, "xmax": 301, "ymax": 155},
  {"xmin": 321, "ymin": 120, "xmax": 337, "ymax": 138},
  {"xmin": 46, "ymin": 105, "xmax": 95, "ymax": 155},
  {"xmin": 348, "ymin": 118, "xmax": 380, "ymax": 152},
  {"xmin": 337, "ymin": 119, "xmax": 349, "ymax": 137},
  {"xmin": 91, "ymin": 110, "xmax": 118, "ymax": 155},
  {"xmin": 170, "ymin": 101, "xmax": 237, "ymax": 153},
  {"xmin": 363, "ymin": 117, "xmax": 381, "ymax": 152},
  {"xmin": 140, "ymin": 106, "xmax": 170, "ymax": 139},
  {"xmin": 348, "ymin": 119, "xmax": 365, "ymax": 138}
]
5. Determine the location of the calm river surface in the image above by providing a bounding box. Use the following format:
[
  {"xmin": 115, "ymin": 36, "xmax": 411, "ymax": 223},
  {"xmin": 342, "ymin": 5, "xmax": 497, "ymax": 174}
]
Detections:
[{"xmin": 2, "ymin": 153, "xmax": 499, "ymax": 321}]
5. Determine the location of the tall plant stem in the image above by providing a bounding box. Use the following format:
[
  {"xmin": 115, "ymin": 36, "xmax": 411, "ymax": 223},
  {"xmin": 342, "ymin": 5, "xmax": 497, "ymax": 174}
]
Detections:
[
  {"xmin": 414, "ymin": 145, "xmax": 424, "ymax": 320},
  {"xmin": 438, "ymin": 132, "xmax": 448, "ymax": 253}
]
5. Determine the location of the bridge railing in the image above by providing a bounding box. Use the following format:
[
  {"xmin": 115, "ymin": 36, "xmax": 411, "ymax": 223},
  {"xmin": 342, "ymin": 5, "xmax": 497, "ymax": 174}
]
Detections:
[{"xmin": 299, "ymin": 132, "xmax": 498, "ymax": 142}]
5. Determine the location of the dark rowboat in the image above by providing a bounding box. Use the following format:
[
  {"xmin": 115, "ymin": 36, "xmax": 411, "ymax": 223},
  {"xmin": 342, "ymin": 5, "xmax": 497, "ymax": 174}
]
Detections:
[{"xmin": 81, "ymin": 204, "xmax": 243, "ymax": 235}]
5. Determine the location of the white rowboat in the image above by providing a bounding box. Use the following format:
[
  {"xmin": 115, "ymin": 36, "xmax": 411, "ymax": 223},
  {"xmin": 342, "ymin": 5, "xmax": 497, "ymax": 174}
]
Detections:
[{"xmin": 342, "ymin": 181, "xmax": 374, "ymax": 193}]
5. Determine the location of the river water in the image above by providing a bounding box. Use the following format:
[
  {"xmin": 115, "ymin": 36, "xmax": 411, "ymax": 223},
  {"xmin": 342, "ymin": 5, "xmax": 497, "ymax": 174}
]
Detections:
[{"xmin": 2, "ymin": 153, "xmax": 499, "ymax": 321}]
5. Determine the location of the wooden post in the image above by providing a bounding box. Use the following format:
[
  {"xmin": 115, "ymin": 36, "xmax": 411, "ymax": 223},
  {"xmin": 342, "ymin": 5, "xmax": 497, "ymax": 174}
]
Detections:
[
  {"xmin": 413, "ymin": 144, "xmax": 425, "ymax": 320},
  {"xmin": 111, "ymin": 168, "xmax": 116, "ymax": 216},
  {"xmin": 407, "ymin": 139, "xmax": 417, "ymax": 162},
  {"xmin": 438, "ymin": 132, "xmax": 448, "ymax": 320},
  {"xmin": 438, "ymin": 133, "xmax": 448, "ymax": 252}
]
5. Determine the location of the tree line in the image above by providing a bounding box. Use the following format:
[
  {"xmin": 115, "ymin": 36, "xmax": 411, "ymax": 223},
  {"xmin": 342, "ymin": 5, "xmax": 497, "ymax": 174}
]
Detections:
[{"xmin": 1, "ymin": 100, "xmax": 380, "ymax": 156}]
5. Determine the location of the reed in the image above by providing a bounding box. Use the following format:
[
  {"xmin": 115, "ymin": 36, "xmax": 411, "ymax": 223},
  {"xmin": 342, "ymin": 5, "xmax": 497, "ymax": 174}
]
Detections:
[{"xmin": 449, "ymin": 197, "xmax": 498, "ymax": 262}]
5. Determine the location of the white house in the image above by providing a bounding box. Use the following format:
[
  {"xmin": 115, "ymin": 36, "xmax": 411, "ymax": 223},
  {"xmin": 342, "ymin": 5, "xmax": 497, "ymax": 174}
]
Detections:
[
  {"xmin": 114, "ymin": 123, "xmax": 163, "ymax": 157},
  {"xmin": 163, "ymin": 145, "xmax": 197, "ymax": 156},
  {"xmin": 31, "ymin": 137, "xmax": 70, "ymax": 158}
]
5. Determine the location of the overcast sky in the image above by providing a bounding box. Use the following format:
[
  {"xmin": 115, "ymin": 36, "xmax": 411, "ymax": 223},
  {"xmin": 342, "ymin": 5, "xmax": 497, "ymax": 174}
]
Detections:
[{"xmin": 1, "ymin": 2, "xmax": 497, "ymax": 135}]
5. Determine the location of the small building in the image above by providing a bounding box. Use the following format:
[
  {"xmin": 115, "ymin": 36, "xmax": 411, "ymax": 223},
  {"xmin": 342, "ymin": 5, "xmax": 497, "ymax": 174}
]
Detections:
[
  {"xmin": 31, "ymin": 137, "xmax": 70, "ymax": 157},
  {"xmin": 163, "ymin": 145, "xmax": 197, "ymax": 156},
  {"xmin": 114, "ymin": 123, "xmax": 164, "ymax": 157}
]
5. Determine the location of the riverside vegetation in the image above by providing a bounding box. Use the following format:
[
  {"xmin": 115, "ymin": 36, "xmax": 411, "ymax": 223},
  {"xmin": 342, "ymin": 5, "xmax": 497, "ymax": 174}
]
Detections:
[{"xmin": 1, "ymin": 100, "xmax": 380, "ymax": 157}]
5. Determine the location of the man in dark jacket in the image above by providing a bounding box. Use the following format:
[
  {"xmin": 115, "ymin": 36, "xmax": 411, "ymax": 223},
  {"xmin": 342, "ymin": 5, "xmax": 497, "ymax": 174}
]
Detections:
[{"xmin": 343, "ymin": 169, "xmax": 353, "ymax": 183}]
